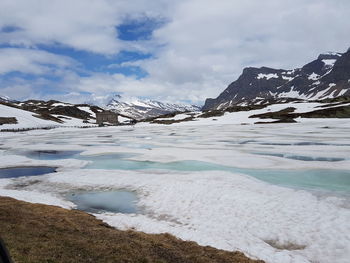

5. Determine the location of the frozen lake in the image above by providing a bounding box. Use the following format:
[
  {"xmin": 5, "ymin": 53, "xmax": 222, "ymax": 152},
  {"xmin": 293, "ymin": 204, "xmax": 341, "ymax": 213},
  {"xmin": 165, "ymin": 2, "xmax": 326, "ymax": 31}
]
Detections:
[{"xmin": 0, "ymin": 119, "xmax": 350, "ymax": 263}]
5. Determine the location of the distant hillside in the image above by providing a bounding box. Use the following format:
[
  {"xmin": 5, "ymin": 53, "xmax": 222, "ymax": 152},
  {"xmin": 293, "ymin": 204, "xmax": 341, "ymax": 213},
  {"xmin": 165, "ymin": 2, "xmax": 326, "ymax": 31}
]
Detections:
[
  {"xmin": 0, "ymin": 99, "xmax": 128, "ymax": 130},
  {"xmin": 146, "ymin": 98, "xmax": 350, "ymax": 126},
  {"xmin": 107, "ymin": 94, "xmax": 200, "ymax": 120},
  {"xmin": 0, "ymin": 95, "xmax": 16, "ymax": 103},
  {"xmin": 203, "ymin": 49, "xmax": 350, "ymax": 111}
]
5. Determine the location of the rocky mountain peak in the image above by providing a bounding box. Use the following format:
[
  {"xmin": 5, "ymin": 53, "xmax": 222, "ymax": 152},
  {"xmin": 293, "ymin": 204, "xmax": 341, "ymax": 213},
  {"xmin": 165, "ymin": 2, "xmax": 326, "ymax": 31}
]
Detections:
[
  {"xmin": 317, "ymin": 52, "xmax": 342, "ymax": 60},
  {"xmin": 203, "ymin": 49, "xmax": 350, "ymax": 111}
]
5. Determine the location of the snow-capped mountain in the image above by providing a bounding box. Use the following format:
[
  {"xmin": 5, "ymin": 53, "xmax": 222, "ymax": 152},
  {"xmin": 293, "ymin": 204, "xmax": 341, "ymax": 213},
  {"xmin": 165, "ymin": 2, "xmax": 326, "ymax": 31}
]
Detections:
[
  {"xmin": 107, "ymin": 95, "xmax": 200, "ymax": 120},
  {"xmin": 203, "ymin": 49, "xmax": 350, "ymax": 111},
  {"xmin": 0, "ymin": 95, "xmax": 15, "ymax": 103}
]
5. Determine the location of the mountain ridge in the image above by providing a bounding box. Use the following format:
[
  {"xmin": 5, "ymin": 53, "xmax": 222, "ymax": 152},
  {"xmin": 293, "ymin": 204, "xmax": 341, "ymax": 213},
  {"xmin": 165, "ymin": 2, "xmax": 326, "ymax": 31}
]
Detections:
[
  {"xmin": 203, "ymin": 50, "xmax": 350, "ymax": 111},
  {"xmin": 107, "ymin": 94, "xmax": 200, "ymax": 120}
]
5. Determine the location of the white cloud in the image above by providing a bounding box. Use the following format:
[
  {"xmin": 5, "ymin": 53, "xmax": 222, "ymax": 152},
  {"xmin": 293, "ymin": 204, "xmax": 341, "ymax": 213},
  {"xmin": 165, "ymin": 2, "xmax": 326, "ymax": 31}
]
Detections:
[
  {"xmin": 0, "ymin": 0, "xmax": 174, "ymax": 55},
  {"xmin": 134, "ymin": 0, "xmax": 350, "ymax": 101},
  {"xmin": 0, "ymin": 83, "xmax": 34, "ymax": 100},
  {"xmin": 65, "ymin": 71, "xmax": 231, "ymax": 105},
  {"xmin": 0, "ymin": 0, "xmax": 121, "ymax": 54},
  {"xmin": 0, "ymin": 48, "xmax": 76, "ymax": 75}
]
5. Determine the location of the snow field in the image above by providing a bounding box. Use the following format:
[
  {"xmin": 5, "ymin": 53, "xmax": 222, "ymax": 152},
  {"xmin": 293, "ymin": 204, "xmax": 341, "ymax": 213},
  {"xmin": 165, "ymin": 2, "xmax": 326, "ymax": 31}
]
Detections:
[{"xmin": 0, "ymin": 118, "xmax": 350, "ymax": 263}]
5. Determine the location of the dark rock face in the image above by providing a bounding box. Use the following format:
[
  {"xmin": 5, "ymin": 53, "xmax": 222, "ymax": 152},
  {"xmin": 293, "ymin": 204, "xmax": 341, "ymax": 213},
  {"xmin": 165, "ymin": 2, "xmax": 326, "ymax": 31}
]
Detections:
[
  {"xmin": 250, "ymin": 104, "xmax": 350, "ymax": 119},
  {"xmin": 0, "ymin": 117, "xmax": 17, "ymax": 125},
  {"xmin": 323, "ymin": 51, "xmax": 350, "ymax": 83},
  {"xmin": 203, "ymin": 50, "xmax": 350, "ymax": 111}
]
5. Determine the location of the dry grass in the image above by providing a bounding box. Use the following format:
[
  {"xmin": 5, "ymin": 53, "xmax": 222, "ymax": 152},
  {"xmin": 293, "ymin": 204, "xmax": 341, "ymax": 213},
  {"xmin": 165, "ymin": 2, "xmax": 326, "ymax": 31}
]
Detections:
[{"xmin": 0, "ymin": 197, "xmax": 263, "ymax": 263}]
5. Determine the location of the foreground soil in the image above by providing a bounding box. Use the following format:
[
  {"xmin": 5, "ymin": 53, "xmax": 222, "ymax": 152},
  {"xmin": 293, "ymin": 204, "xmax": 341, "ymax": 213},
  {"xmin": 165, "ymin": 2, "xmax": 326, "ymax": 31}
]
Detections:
[{"xmin": 0, "ymin": 197, "xmax": 263, "ymax": 263}]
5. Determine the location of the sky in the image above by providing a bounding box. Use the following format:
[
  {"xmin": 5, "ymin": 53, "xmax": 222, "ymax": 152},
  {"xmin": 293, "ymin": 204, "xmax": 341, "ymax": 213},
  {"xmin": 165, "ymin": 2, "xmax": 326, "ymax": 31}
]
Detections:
[{"xmin": 0, "ymin": 0, "xmax": 349, "ymax": 106}]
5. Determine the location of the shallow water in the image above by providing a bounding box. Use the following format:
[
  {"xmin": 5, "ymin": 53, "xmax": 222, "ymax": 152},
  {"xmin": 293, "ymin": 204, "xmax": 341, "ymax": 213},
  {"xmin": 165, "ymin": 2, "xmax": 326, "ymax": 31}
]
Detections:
[
  {"xmin": 0, "ymin": 166, "xmax": 56, "ymax": 178},
  {"xmin": 242, "ymin": 168, "xmax": 350, "ymax": 192},
  {"xmin": 23, "ymin": 150, "xmax": 81, "ymax": 160},
  {"xmin": 67, "ymin": 190, "xmax": 138, "ymax": 214},
  {"xmin": 83, "ymin": 155, "xmax": 350, "ymax": 192},
  {"xmin": 253, "ymin": 152, "xmax": 346, "ymax": 162}
]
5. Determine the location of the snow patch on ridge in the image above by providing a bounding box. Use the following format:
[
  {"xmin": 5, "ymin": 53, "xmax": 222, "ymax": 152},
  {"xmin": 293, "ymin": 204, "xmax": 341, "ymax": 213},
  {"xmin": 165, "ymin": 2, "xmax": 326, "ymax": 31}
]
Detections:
[
  {"xmin": 308, "ymin": 73, "xmax": 320, "ymax": 80},
  {"xmin": 257, "ymin": 73, "xmax": 279, "ymax": 80},
  {"xmin": 322, "ymin": 59, "xmax": 337, "ymax": 67},
  {"xmin": 277, "ymin": 87, "xmax": 308, "ymax": 99}
]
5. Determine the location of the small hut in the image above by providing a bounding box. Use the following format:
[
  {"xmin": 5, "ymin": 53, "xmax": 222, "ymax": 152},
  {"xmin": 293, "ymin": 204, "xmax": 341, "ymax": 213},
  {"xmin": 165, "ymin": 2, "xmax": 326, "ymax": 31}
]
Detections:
[{"xmin": 96, "ymin": 111, "xmax": 119, "ymax": 125}]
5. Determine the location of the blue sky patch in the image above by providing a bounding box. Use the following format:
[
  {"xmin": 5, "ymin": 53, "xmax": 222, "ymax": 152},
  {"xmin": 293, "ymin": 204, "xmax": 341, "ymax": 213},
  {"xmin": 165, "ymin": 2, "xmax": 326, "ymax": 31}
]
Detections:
[
  {"xmin": 0, "ymin": 25, "xmax": 22, "ymax": 33},
  {"xmin": 38, "ymin": 44, "xmax": 152, "ymax": 77},
  {"xmin": 106, "ymin": 65, "xmax": 148, "ymax": 79},
  {"xmin": 117, "ymin": 17, "xmax": 165, "ymax": 41}
]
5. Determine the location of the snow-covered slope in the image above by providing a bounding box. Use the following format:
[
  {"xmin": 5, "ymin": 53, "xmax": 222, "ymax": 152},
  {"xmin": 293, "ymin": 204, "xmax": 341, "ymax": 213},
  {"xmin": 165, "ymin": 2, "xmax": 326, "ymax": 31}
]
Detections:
[
  {"xmin": 145, "ymin": 99, "xmax": 350, "ymax": 126},
  {"xmin": 0, "ymin": 100, "xmax": 103, "ymax": 130},
  {"xmin": 107, "ymin": 95, "xmax": 200, "ymax": 120},
  {"xmin": 0, "ymin": 104, "xmax": 99, "ymax": 130},
  {"xmin": 0, "ymin": 104, "xmax": 58, "ymax": 129}
]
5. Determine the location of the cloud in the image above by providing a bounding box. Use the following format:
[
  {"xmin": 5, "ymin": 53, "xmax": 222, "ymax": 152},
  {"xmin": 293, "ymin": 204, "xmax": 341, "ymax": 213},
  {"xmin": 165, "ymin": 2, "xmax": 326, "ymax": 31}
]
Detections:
[
  {"xmin": 0, "ymin": 0, "xmax": 174, "ymax": 54},
  {"xmin": 0, "ymin": 48, "xmax": 76, "ymax": 75},
  {"xmin": 0, "ymin": 82, "xmax": 34, "ymax": 100},
  {"xmin": 136, "ymin": 0, "xmax": 350, "ymax": 101},
  {"xmin": 0, "ymin": 0, "xmax": 122, "ymax": 54},
  {"xmin": 64, "ymin": 71, "xmax": 226, "ymax": 104},
  {"xmin": 0, "ymin": 0, "xmax": 350, "ymax": 104}
]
